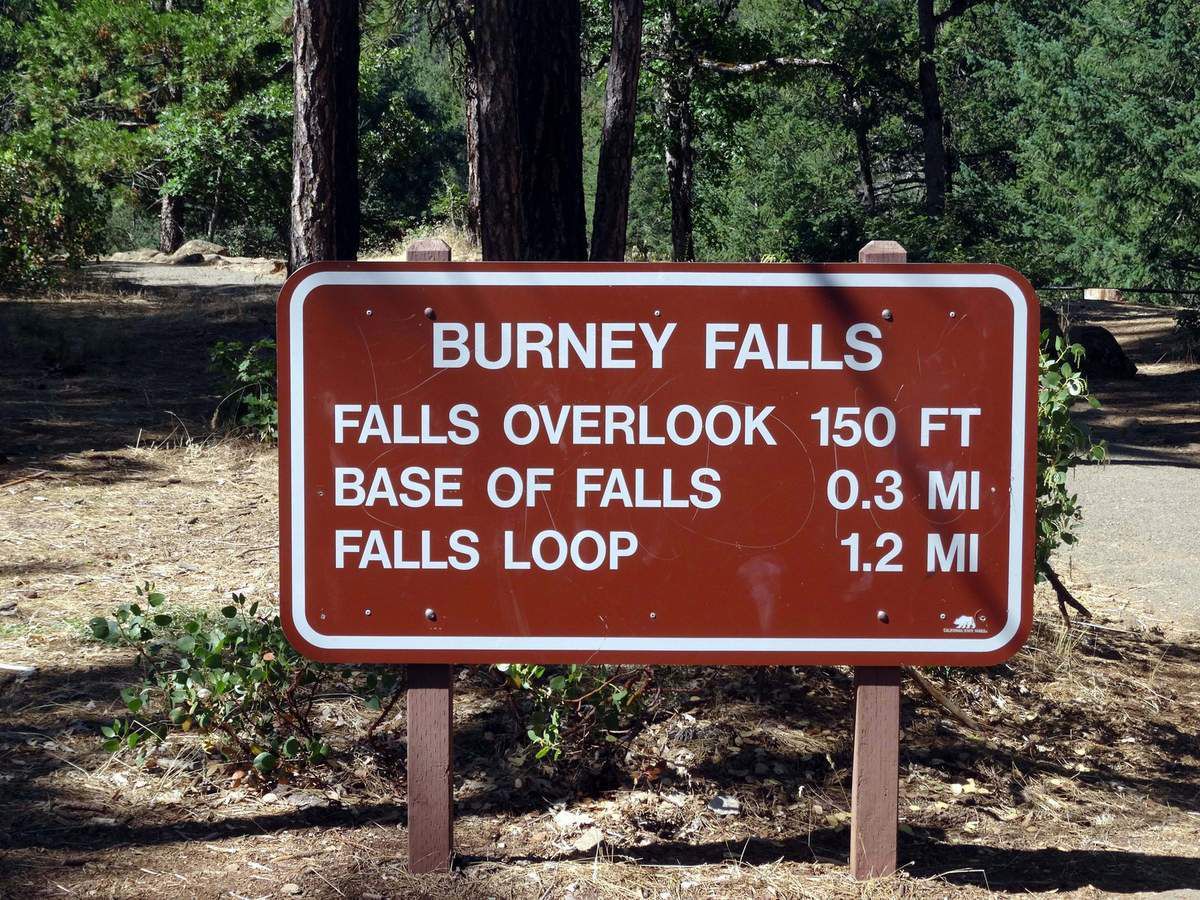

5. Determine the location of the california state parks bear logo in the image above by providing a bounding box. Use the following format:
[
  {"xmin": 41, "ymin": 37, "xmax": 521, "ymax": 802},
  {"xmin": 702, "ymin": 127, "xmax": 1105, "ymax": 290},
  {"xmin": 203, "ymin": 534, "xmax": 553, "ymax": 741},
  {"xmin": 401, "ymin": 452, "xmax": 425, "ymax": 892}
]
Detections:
[{"xmin": 942, "ymin": 612, "xmax": 987, "ymax": 634}]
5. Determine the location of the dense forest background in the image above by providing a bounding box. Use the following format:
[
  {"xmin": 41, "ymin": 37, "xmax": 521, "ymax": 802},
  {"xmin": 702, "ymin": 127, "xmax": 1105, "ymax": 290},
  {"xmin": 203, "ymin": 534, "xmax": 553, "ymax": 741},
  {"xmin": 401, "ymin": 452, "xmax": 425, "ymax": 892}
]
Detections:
[{"xmin": 2, "ymin": 0, "xmax": 1198, "ymax": 295}]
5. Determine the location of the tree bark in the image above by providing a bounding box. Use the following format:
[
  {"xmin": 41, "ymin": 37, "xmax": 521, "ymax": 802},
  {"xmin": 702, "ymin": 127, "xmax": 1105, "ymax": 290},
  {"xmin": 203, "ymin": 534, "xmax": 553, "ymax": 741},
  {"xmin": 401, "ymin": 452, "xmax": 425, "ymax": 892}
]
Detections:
[
  {"xmin": 464, "ymin": 71, "xmax": 481, "ymax": 242},
  {"xmin": 473, "ymin": 0, "xmax": 524, "ymax": 261},
  {"xmin": 449, "ymin": 0, "xmax": 480, "ymax": 243},
  {"xmin": 157, "ymin": 0, "xmax": 183, "ymax": 254},
  {"xmin": 662, "ymin": 7, "xmax": 695, "ymax": 262},
  {"xmin": 917, "ymin": 0, "xmax": 947, "ymax": 217},
  {"xmin": 514, "ymin": 0, "xmax": 587, "ymax": 260},
  {"xmin": 853, "ymin": 112, "xmax": 877, "ymax": 214},
  {"xmin": 206, "ymin": 162, "xmax": 223, "ymax": 241},
  {"xmin": 663, "ymin": 74, "xmax": 695, "ymax": 261},
  {"xmin": 472, "ymin": 0, "xmax": 587, "ymax": 262},
  {"xmin": 590, "ymin": 0, "xmax": 644, "ymax": 261},
  {"xmin": 159, "ymin": 194, "xmax": 183, "ymax": 253},
  {"xmin": 289, "ymin": 0, "xmax": 360, "ymax": 271}
]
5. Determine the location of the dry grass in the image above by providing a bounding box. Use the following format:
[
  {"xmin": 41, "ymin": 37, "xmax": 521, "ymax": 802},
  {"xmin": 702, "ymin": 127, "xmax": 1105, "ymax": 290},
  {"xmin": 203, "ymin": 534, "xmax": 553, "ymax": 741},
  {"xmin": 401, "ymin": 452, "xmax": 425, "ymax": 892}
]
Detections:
[
  {"xmin": 3, "ymin": 440, "xmax": 1197, "ymax": 898},
  {"xmin": 364, "ymin": 224, "xmax": 482, "ymax": 263}
]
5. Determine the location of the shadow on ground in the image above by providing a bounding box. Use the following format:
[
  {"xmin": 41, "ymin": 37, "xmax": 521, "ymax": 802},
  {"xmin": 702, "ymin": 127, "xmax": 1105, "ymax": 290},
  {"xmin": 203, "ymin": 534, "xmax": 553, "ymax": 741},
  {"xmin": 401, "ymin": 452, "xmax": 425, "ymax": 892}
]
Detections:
[{"xmin": 0, "ymin": 264, "xmax": 277, "ymax": 475}]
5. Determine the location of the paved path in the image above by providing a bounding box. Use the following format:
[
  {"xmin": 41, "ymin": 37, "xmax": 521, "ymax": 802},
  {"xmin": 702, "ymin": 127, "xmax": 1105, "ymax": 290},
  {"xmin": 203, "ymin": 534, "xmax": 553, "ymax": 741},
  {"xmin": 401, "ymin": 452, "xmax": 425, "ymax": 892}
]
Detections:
[
  {"xmin": 1051, "ymin": 300, "xmax": 1200, "ymax": 629},
  {"xmin": 1059, "ymin": 462, "xmax": 1200, "ymax": 628}
]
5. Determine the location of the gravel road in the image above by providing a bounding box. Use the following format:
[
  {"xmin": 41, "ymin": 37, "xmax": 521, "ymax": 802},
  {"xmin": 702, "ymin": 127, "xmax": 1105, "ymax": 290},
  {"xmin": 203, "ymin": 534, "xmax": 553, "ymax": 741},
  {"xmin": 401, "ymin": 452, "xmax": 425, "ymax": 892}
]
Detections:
[
  {"xmin": 1060, "ymin": 463, "xmax": 1200, "ymax": 628},
  {"xmin": 1053, "ymin": 299, "xmax": 1199, "ymax": 628}
]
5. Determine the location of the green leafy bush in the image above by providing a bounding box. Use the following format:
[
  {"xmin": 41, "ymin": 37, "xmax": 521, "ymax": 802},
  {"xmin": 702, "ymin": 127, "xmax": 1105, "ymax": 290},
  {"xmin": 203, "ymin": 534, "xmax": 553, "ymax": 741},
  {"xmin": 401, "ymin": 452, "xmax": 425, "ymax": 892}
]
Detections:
[
  {"xmin": 209, "ymin": 339, "xmax": 278, "ymax": 440},
  {"xmin": 1035, "ymin": 335, "xmax": 1106, "ymax": 572},
  {"xmin": 91, "ymin": 584, "xmax": 336, "ymax": 771},
  {"xmin": 0, "ymin": 145, "xmax": 105, "ymax": 289},
  {"xmin": 495, "ymin": 663, "xmax": 657, "ymax": 763}
]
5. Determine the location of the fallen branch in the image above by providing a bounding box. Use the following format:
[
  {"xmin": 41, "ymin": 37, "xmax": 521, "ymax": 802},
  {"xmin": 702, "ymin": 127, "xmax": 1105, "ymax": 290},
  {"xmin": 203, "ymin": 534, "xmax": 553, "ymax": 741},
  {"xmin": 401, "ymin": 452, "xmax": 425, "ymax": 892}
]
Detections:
[
  {"xmin": 366, "ymin": 680, "xmax": 405, "ymax": 741},
  {"xmin": 904, "ymin": 666, "xmax": 984, "ymax": 732},
  {"xmin": 0, "ymin": 470, "xmax": 48, "ymax": 490},
  {"xmin": 698, "ymin": 56, "xmax": 835, "ymax": 75},
  {"xmin": 235, "ymin": 543, "xmax": 278, "ymax": 558},
  {"xmin": 1040, "ymin": 562, "xmax": 1093, "ymax": 623}
]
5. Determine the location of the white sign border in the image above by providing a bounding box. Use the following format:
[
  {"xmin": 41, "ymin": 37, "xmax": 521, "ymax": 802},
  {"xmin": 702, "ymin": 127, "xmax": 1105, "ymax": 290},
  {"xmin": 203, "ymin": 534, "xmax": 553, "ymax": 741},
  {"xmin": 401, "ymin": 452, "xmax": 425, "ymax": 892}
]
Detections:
[{"xmin": 286, "ymin": 269, "xmax": 1029, "ymax": 655}]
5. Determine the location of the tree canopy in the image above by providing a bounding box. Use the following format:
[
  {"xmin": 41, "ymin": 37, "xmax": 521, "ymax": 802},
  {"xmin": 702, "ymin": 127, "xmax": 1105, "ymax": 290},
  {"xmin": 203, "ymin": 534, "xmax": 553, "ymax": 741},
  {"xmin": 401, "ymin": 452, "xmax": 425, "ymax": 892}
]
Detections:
[{"xmin": 2, "ymin": 0, "xmax": 1198, "ymax": 292}]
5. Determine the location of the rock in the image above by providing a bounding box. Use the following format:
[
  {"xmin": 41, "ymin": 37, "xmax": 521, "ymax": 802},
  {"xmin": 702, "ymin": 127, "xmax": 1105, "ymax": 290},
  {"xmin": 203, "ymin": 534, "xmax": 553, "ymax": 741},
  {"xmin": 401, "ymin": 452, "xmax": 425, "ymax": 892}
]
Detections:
[
  {"xmin": 109, "ymin": 248, "xmax": 160, "ymax": 262},
  {"xmin": 572, "ymin": 827, "xmax": 603, "ymax": 853},
  {"xmin": 553, "ymin": 809, "xmax": 593, "ymax": 831},
  {"xmin": 1067, "ymin": 324, "xmax": 1138, "ymax": 379},
  {"xmin": 169, "ymin": 252, "xmax": 205, "ymax": 266},
  {"xmin": 172, "ymin": 239, "xmax": 227, "ymax": 257},
  {"xmin": 202, "ymin": 253, "xmax": 222, "ymax": 264},
  {"xmin": 707, "ymin": 794, "xmax": 740, "ymax": 816},
  {"xmin": 281, "ymin": 790, "xmax": 326, "ymax": 809},
  {"xmin": 281, "ymin": 883, "xmax": 302, "ymax": 895}
]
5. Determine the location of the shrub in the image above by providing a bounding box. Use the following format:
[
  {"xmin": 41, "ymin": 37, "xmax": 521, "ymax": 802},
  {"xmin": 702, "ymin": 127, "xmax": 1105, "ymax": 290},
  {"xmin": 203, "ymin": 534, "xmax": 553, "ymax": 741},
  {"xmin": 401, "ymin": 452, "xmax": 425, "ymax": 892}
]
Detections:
[
  {"xmin": 91, "ymin": 584, "xmax": 343, "ymax": 772},
  {"xmin": 209, "ymin": 339, "xmax": 278, "ymax": 440},
  {"xmin": 495, "ymin": 663, "xmax": 657, "ymax": 763},
  {"xmin": 1035, "ymin": 335, "xmax": 1106, "ymax": 572},
  {"xmin": 0, "ymin": 145, "xmax": 105, "ymax": 289}
]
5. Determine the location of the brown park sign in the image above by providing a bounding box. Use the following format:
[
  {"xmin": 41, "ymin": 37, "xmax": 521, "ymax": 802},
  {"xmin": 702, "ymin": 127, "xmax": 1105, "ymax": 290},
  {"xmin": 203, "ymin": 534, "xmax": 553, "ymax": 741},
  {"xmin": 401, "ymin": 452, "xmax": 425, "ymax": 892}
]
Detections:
[{"xmin": 278, "ymin": 262, "xmax": 1037, "ymax": 666}]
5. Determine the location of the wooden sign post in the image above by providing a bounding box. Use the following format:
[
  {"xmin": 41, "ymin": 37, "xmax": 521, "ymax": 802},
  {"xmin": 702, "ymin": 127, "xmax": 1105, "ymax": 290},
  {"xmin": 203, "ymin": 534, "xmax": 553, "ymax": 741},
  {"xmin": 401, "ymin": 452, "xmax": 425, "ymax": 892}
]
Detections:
[
  {"xmin": 404, "ymin": 237, "xmax": 454, "ymax": 874},
  {"xmin": 850, "ymin": 240, "xmax": 906, "ymax": 880},
  {"xmin": 276, "ymin": 251, "xmax": 1038, "ymax": 879}
]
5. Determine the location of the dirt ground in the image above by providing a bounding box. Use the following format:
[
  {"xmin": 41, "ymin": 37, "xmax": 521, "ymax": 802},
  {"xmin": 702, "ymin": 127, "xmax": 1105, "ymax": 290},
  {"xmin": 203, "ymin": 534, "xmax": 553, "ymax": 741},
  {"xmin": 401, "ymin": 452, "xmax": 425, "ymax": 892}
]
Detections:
[{"xmin": 1, "ymin": 265, "xmax": 1199, "ymax": 899}]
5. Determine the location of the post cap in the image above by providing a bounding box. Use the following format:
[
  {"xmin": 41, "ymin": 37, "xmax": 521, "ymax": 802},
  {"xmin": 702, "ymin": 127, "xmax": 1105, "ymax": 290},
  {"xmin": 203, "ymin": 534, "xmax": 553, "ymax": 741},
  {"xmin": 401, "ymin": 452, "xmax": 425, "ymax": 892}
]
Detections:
[
  {"xmin": 406, "ymin": 237, "xmax": 452, "ymax": 262},
  {"xmin": 858, "ymin": 240, "xmax": 907, "ymax": 264}
]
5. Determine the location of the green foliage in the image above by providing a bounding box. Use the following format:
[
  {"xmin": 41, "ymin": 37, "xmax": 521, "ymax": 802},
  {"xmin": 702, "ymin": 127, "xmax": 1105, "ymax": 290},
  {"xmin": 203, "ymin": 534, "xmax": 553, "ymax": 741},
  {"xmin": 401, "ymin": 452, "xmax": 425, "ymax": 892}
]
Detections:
[
  {"xmin": 209, "ymin": 339, "xmax": 277, "ymax": 440},
  {"xmin": 0, "ymin": 144, "xmax": 105, "ymax": 288},
  {"xmin": 1035, "ymin": 336, "xmax": 1107, "ymax": 571},
  {"xmin": 495, "ymin": 663, "xmax": 656, "ymax": 763},
  {"xmin": 357, "ymin": 21, "xmax": 466, "ymax": 250},
  {"xmin": 90, "ymin": 584, "xmax": 333, "ymax": 769},
  {"xmin": 1, "ymin": 1, "xmax": 464, "ymax": 275},
  {"xmin": 150, "ymin": 0, "xmax": 293, "ymax": 252}
]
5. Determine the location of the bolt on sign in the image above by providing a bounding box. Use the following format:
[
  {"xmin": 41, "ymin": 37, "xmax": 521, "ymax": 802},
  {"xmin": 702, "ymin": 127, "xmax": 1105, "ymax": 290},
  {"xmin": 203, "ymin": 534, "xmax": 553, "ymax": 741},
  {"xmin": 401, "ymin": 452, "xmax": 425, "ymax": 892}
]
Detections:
[{"xmin": 278, "ymin": 263, "xmax": 1037, "ymax": 666}]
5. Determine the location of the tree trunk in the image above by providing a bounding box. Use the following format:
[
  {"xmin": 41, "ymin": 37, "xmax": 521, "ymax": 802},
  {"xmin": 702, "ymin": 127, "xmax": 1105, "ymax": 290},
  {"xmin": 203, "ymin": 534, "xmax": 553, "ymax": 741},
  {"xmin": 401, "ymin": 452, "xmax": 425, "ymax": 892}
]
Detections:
[
  {"xmin": 474, "ymin": 0, "xmax": 524, "ymax": 261},
  {"xmin": 159, "ymin": 194, "xmax": 183, "ymax": 253},
  {"xmin": 917, "ymin": 0, "xmax": 946, "ymax": 217},
  {"xmin": 514, "ymin": 0, "xmax": 587, "ymax": 260},
  {"xmin": 590, "ymin": 0, "xmax": 644, "ymax": 261},
  {"xmin": 853, "ymin": 114, "xmax": 877, "ymax": 214},
  {"xmin": 289, "ymin": 0, "xmax": 360, "ymax": 271},
  {"xmin": 206, "ymin": 163, "xmax": 222, "ymax": 241},
  {"xmin": 663, "ymin": 73, "xmax": 695, "ymax": 262},
  {"xmin": 464, "ymin": 71, "xmax": 481, "ymax": 243},
  {"xmin": 662, "ymin": 7, "xmax": 695, "ymax": 262}
]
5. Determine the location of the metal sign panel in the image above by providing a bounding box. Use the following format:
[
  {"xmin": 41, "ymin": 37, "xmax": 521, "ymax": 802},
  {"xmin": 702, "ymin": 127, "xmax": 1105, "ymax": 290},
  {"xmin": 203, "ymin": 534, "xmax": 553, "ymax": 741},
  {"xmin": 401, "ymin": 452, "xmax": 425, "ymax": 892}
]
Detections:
[{"xmin": 278, "ymin": 263, "xmax": 1037, "ymax": 666}]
